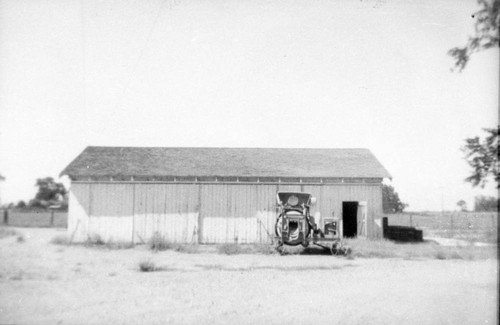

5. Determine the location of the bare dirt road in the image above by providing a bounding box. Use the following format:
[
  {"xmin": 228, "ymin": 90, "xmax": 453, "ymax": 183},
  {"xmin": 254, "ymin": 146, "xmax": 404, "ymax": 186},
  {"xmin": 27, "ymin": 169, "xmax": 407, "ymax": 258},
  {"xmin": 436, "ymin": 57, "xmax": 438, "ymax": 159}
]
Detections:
[{"xmin": 0, "ymin": 228, "xmax": 497, "ymax": 325}]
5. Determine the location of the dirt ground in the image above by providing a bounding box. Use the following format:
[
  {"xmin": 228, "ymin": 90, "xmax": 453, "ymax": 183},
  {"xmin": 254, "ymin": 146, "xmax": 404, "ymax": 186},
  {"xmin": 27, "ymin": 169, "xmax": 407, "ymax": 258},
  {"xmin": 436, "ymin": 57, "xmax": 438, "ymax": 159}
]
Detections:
[{"xmin": 0, "ymin": 228, "xmax": 498, "ymax": 325}]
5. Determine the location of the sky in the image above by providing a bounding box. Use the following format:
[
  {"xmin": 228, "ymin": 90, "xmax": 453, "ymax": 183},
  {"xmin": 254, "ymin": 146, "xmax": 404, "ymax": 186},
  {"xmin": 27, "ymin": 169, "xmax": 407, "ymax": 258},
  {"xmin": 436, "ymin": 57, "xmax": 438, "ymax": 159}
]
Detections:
[{"xmin": 0, "ymin": 0, "xmax": 498, "ymax": 211}]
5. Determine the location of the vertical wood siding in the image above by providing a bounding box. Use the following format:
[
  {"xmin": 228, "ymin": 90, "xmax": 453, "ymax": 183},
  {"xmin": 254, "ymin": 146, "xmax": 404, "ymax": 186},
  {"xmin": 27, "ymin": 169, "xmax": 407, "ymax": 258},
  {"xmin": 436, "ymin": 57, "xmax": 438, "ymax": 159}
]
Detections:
[
  {"xmin": 88, "ymin": 184, "xmax": 134, "ymax": 242},
  {"xmin": 133, "ymin": 184, "xmax": 199, "ymax": 243},
  {"xmin": 68, "ymin": 182, "xmax": 383, "ymax": 243},
  {"xmin": 67, "ymin": 183, "xmax": 90, "ymax": 242}
]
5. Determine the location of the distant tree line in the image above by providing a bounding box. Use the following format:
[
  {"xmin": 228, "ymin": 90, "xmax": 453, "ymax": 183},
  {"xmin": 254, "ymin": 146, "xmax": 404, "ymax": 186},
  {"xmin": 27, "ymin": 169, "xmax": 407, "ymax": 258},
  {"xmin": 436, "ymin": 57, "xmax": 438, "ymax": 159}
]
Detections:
[{"xmin": 1, "ymin": 177, "xmax": 68, "ymax": 211}]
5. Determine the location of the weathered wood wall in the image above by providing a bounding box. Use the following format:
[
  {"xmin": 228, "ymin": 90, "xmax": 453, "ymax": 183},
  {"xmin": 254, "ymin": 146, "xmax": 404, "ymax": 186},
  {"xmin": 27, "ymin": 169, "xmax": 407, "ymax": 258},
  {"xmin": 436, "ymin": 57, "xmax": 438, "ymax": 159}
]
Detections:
[{"xmin": 67, "ymin": 182, "xmax": 383, "ymax": 243}]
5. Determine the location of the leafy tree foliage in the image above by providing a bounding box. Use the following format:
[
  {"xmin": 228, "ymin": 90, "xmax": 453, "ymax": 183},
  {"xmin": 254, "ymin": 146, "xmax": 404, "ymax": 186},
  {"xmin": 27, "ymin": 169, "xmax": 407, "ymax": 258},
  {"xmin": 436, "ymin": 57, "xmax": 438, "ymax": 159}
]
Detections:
[
  {"xmin": 16, "ymin": 201, "xmax": 27, "ymax": 209},
  {"xmin": 29, "ymin": 177, "xmax": 67, "ymax": 209},
  {"xmin": 382, "ymin": 184, "xmax": 408, "ymax": 213},
  {"xmin": 448, "ymin": 0, "xmax": 499, "ymax": 71},
  {"xmin": 456, "ymin": 199, "xmax": 468, "ymax": 212},
  {"xmin": 474, "ymin": 195, "xmax": 498, "ymax": 211},
  {"xmin": 462, "ymin": 126, "xmax": 499, "ymax": 188}
]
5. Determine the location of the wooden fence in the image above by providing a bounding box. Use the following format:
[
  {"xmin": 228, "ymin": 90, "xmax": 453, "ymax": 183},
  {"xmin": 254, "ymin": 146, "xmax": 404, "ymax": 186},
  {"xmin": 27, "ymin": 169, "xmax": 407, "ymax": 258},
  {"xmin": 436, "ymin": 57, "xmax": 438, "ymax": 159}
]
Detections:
[{"xmin": 0, "ymin": 209, "xmax": 67, "ymax": 228}]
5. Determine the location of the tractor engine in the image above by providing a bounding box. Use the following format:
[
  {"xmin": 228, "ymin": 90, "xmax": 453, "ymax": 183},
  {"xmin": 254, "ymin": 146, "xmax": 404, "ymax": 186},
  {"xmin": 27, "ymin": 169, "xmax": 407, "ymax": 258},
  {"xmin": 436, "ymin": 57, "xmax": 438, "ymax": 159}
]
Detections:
[{"xmin": 275, "ymin": 192, "xmax": 316, "ymax": 247}]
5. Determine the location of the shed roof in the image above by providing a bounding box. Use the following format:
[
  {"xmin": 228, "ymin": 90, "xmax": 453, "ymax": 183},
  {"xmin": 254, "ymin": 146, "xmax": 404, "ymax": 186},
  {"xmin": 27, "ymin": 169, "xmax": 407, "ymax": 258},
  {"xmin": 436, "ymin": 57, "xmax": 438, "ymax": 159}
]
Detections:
[{"xmin": 60, "ymin": 146, "xmax": 391, "ymax": 179}]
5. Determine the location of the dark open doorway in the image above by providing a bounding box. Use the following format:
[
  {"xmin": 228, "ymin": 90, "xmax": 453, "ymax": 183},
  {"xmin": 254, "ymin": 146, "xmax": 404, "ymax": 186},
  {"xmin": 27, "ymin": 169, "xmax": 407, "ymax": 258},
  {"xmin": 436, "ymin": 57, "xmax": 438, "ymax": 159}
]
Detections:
[{"xmin": 342, "ymin": 202, "xmax": 358, "ymax": 237}]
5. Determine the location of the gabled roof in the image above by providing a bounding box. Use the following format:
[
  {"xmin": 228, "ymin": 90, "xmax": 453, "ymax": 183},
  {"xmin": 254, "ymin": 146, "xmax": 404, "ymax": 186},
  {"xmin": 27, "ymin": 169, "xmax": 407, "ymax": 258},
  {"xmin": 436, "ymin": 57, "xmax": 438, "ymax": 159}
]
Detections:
[{"xmin": 60, "ymin": 146, "xmax": 391, "ymax": 179}]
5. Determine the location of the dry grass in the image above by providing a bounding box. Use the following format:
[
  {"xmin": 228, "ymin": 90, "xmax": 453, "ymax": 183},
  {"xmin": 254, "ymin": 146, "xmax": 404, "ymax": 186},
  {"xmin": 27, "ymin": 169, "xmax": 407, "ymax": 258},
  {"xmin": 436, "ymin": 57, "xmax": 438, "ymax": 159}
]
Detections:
[
  {"xmin": 217, "ymin": 243, "xmax": 242, "ymax": 255},
  {"xmin": 196, "ymin": 264, "xmax": 346, "ymax": 272},
  {"xmin": 149, "ymin": 233, "xmax": 175, "ymax": 251},
  {"xmin": 50, "ymin": 233, "xmax": 134, "ymax": 249},
  {"xmin": 48, "ymin": 230, "xmax": 495, "ymax": 260},
  {"xmin": 50, "ymin": 234, "xmax": 71, "ymax": 245},
  {"xmin": 387, "ymin": 212, "xmax": 498, "ymax": 243},
  {"xmin": 139, "ymin": 260, "xmax": 158, "ymax": 272},
  {"xmin": 149, "ymin": 233, "xmax": 199, "ymax": 253},
  {"xmin": 138, "ymin": 259, "xmax": 168, "ymax": 272},
  {"xmin": 344, "ymin": 237, "xmax": 497, "ymax": 260},
  {"xmin": 0, "ymin": 226, "xmax": 18, "ymax": 239},
  {"xmin": 217, "ymin": 243, "xmax": 277, "ymax": 255}
]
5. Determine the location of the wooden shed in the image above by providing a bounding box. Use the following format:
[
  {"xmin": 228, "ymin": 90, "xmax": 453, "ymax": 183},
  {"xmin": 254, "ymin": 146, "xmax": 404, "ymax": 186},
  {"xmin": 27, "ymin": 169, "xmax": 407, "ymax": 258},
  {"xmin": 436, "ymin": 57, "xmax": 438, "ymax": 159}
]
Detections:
[{"xmin": 60, "ymin": 147, "xmax": 391, "ymax": 243}]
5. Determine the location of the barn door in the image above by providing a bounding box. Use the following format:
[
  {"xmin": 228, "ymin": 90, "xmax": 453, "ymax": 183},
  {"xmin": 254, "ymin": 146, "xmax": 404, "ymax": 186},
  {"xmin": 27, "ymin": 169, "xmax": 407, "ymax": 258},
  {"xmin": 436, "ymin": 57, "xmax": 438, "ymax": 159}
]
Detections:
[
  {"xmin": 357, "ymin": 201, "xmax": 367, "ymax": 238},
  {"xmin": 342, "ymin": 201, "xmax": 358, "ymax": 237}
]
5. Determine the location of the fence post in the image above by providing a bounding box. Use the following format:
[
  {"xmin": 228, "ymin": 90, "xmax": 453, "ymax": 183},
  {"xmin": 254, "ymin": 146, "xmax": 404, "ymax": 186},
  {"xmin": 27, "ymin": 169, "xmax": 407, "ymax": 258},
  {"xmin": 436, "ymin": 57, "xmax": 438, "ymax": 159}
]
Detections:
[
  {"xmin": 3, "ymin": 209, "xmax": 8, "ymax": 225},
  {"xmin": 50, "ymin": 210, "xmax": 54, "ymax": 227},
  {"xmin": 450, "ymin": 213, "xmax": 454, "ymax": 237},
  {"xmin": 410, "ymin": 214, "xmax": 413, "ymax": 227}
]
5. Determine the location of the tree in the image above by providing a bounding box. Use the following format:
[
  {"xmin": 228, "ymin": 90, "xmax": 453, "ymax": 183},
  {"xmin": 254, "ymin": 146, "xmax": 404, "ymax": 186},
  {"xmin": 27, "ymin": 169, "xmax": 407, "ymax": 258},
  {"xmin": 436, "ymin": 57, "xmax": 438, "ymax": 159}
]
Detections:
[
  {"xmin": 462, "ymin": 126, "xmax": 499, "ymax": 188},
  {"xmin": 16, "ymin": 201, "xmax": 27, "ymax": 209},
  {"xmin": 448, "ymin": 0, "xmax": 499, "ymax": 71},
  {"xmin": 29, "ymin": 177, "xmax": 67, "ymax": 209},
  {"xmin": 474, "ymin": 195, "xmax": 498, "ymax": 211},
  {"xmin": 382, "ymin": 184, "xmax": 408, "ymax": 213},
  {"xmin": 456, "ymin": 199, "xmax": 468, "ymax": 212}
]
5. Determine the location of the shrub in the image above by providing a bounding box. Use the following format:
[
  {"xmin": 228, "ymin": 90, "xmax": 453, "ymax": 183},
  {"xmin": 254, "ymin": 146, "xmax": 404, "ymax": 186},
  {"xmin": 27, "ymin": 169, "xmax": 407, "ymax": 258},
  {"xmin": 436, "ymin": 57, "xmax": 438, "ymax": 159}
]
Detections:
[
  {"xmin": 84, "ymin": 235, "xmax": 133, "ymax": 249},
  {"xmin": 149, "ymin": 233, "xmax": 175, "ymax": 251},
  {"xmin": 16, "ymin": 235, "xmax": 25, "ymax": 243},
  {"xmin": 139, "ymin": 259, "xmax": 165, "ymax": 272},
  {"xmin": 85, "ymin": 234, "xmax": 105, "ymax": 246}
]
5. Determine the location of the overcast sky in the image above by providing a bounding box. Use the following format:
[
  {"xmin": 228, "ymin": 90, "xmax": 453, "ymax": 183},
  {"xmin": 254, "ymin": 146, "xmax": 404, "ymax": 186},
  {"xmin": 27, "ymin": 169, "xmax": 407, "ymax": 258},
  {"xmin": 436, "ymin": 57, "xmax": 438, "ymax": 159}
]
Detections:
[{"xmin": 0, "ymin": 0, "xmax": 498, "ymax": 211}]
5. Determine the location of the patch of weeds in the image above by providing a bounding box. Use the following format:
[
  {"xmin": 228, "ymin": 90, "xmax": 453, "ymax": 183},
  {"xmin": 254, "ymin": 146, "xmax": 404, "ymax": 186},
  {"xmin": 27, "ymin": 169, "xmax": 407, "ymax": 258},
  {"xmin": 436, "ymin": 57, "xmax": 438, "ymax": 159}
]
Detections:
[
  {"xmin": 84, "ymin": 235, "xmax": 134, "ymax": 249},
  {"xmin": 46, "ymin": 274, "xmax": 59, "ymax": 281},
  {"xmin": 342, "ymin": 237, "xmax": 497, "ymax": 260},
  {"xmin": 174, "ymin": 244, "xmax": 200, "ymax": 254},
  {"xmin": 251, "ymin": 244, "xmax": 278, "ymax": 255},
  {"xmin": 149, "ymin": 233, "xmax": 175, "ymax": 251},
  {"xmin": 345, "ymin": 253, "xmax": 355, "ymax": 260},
  {"xmin": 16, "ymin": 235, "xmax": 25, "ymax": 243},
  {"xmin": 450, "ymin": 250, "xmax": 463, "ymax": 260},
  {"xmin": 216, "ymin": 243, "xmax": 279, "ymax": 255},
  {"xmin": 217, "ymin": 243, "xmax": 243, "ymax": 255},
  {"xmin": 104, "ymin": 242, "xmax": 134, "ymax": 250},
  {"xmin": 196, "ymin": 264, "xmax": 343, "ymax": 272},
  {"xmin": 50, "ymin": 234, "xmax": 71, "ymax": 245},
  {"xmin": 139, "ymin": 259, "xmax": 166, "ymax": 272},
  {"xmin": 51, "ymin": 233, "xmax": 133, "ymax": 249},
  {"xmin": 435, "ymin": 250, "xmax": 447, "ymax": 260},
  {"xmin": 430, "ymin": 246, "xmax": 496, "ymax": 260},
  {"xmin": 9, "ymin": 272, "xmax": 24, "ymax": 281},
  {"xmin": 0, "ymin": 227, "xmax": 18, "ymax": 239},
  {"xmin": 85, "ymin": 234, "xmax": 106, "ymax": 246}
]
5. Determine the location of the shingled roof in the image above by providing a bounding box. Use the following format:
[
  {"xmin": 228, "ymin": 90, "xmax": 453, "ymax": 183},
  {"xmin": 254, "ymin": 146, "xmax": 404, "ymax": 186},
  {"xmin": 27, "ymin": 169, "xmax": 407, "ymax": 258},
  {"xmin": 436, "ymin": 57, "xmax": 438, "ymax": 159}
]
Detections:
[{"xmin": 60, "ymin": 146, "xmax": 391, "ymax": 179}]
